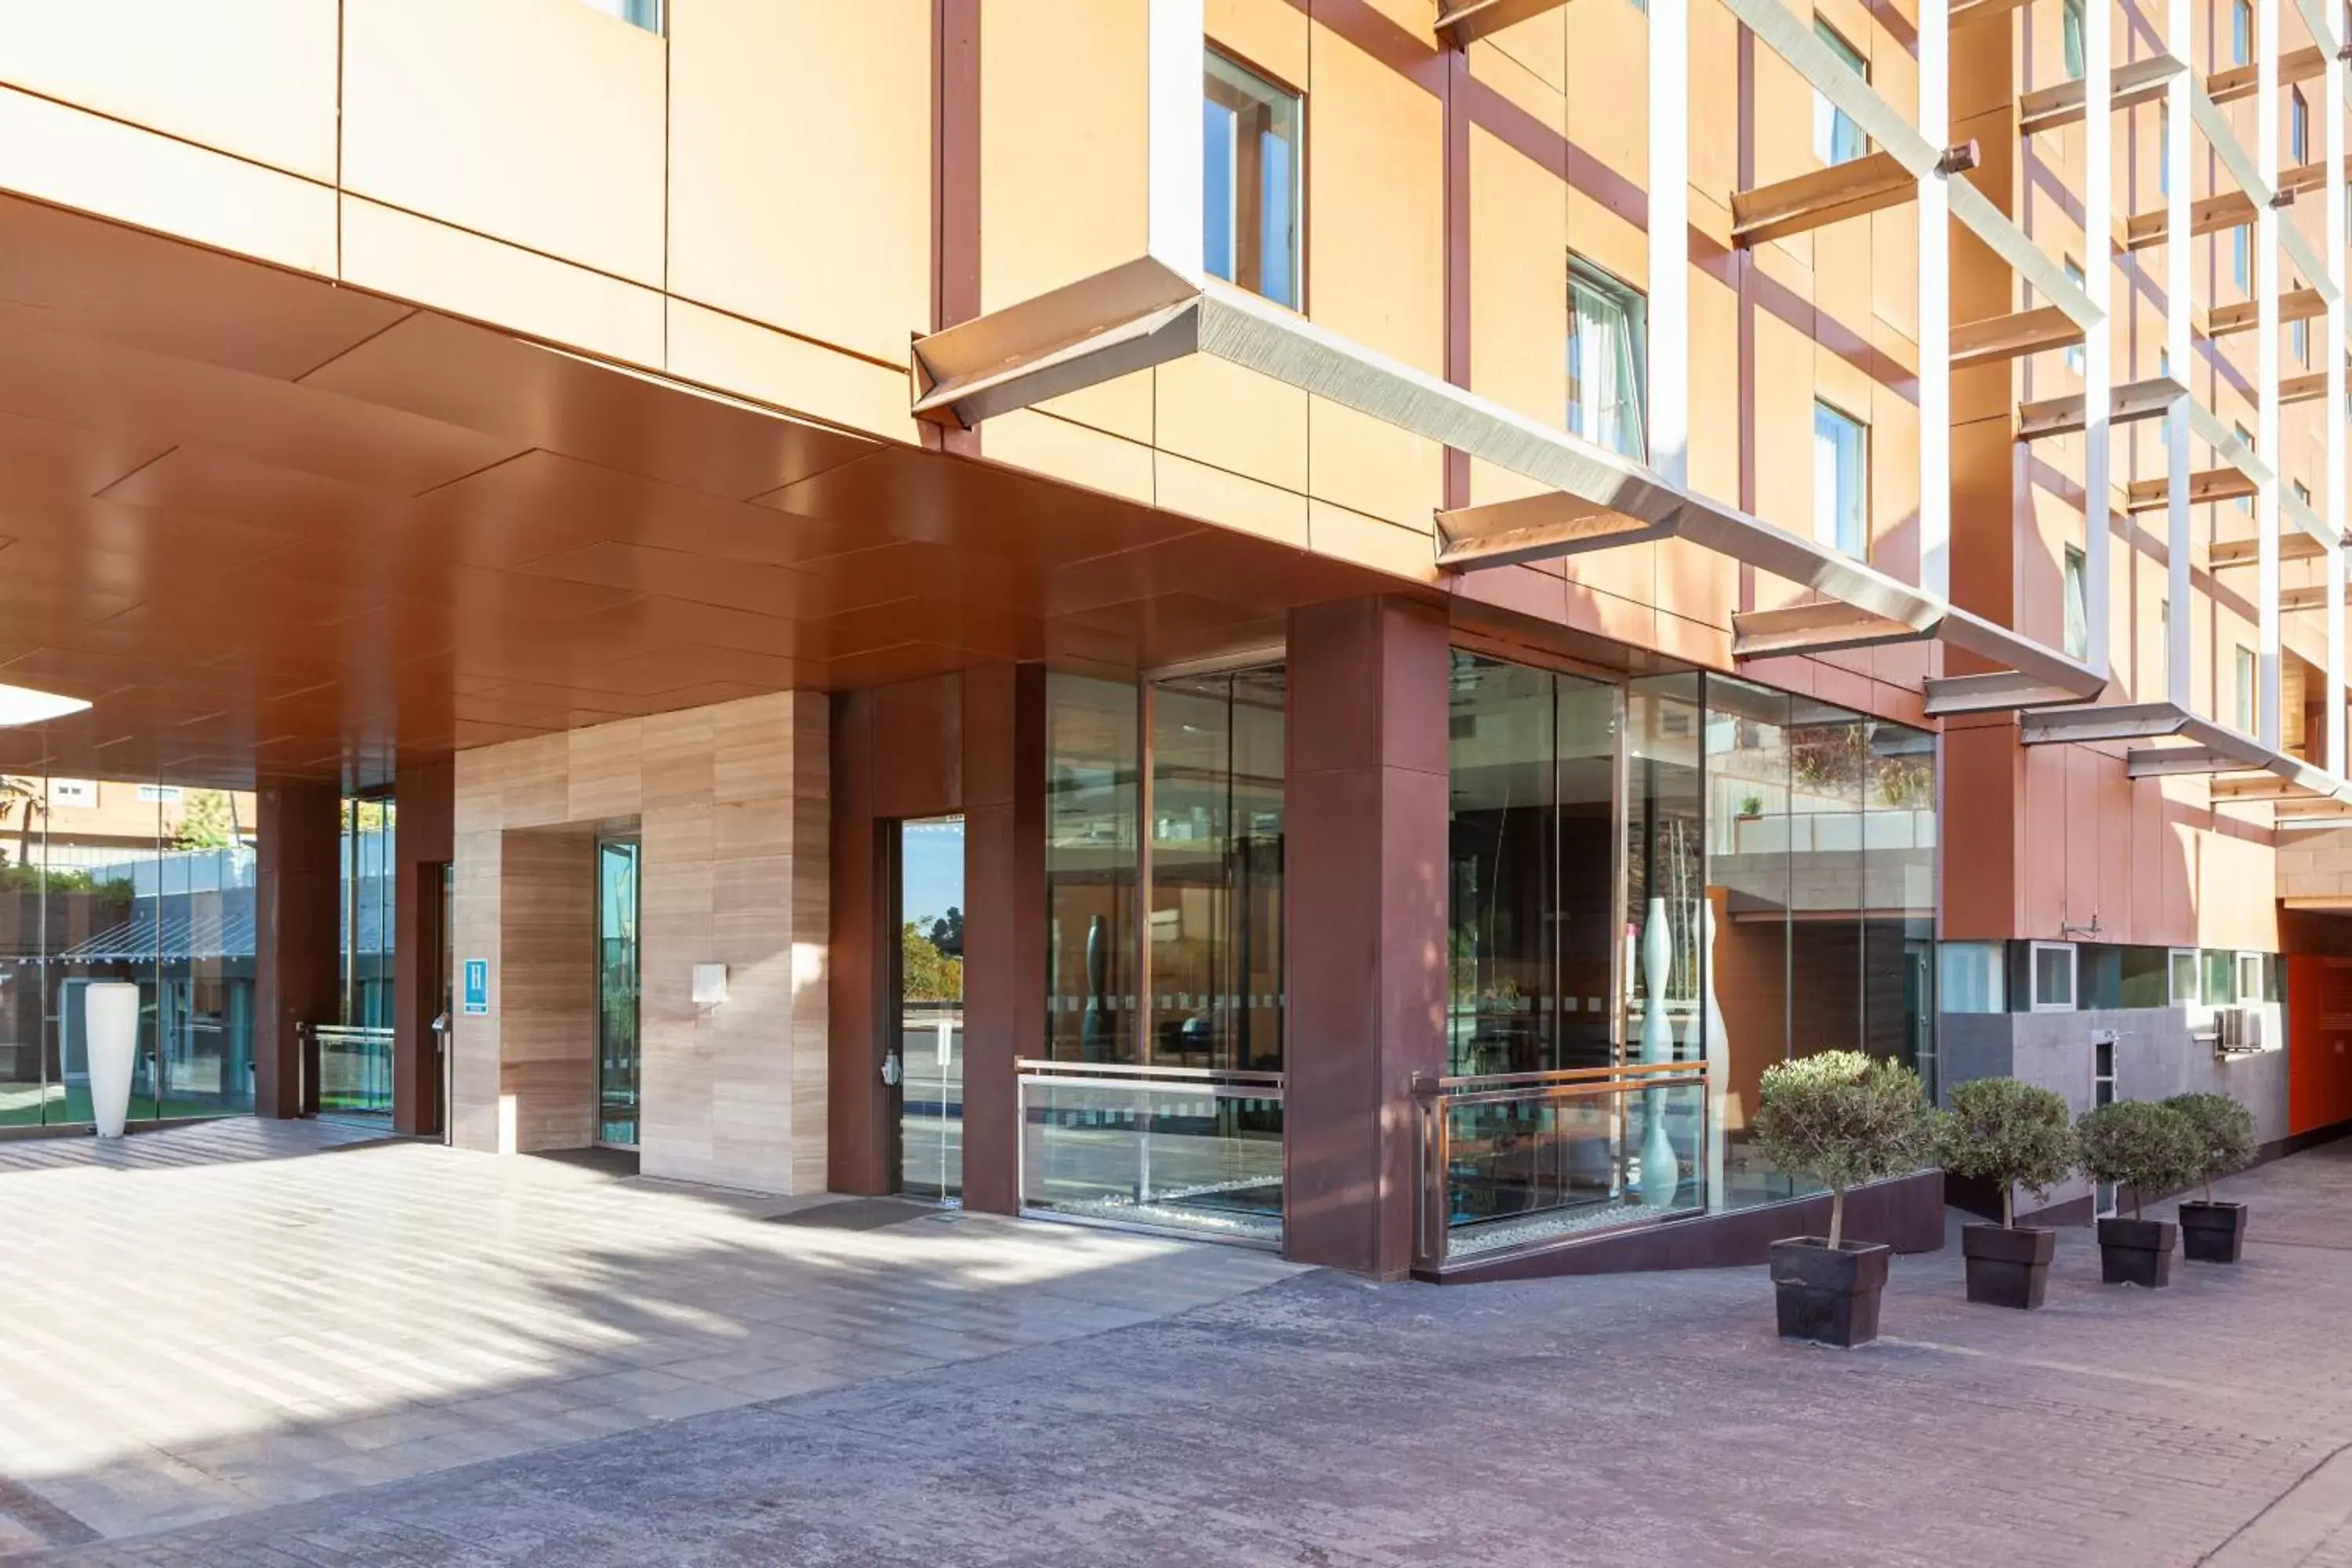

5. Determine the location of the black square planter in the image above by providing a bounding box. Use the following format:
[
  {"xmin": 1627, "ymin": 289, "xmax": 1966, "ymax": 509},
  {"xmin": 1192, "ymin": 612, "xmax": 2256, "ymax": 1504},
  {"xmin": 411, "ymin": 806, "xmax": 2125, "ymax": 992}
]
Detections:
[
  {"xmin": 2177, "ymin": 1200, "xmax": 2249, "ymax": 1264},
  {"xmin": 1962, "ymin": 1221, "xmax": 2056, "ymax": 1309},
  {"xmin": 2096, "ymin": 1217, "xmax": 2177, "ymax": 1287},
  {"xmin": 1770, "ymin": 1237, "xmax": 1891, "ymax": 1348}
]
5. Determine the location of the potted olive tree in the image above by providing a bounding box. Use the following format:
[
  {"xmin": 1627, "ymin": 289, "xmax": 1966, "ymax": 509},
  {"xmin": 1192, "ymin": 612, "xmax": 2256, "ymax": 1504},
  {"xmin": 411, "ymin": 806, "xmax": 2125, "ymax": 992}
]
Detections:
[
  {"xmin": 1938, "ymin": 1077, "xmax": 2077, "ymax": 1310},
  {"xmin": 2078, "ymin": 1100, "xmax": 2203, "ymax": 1288},
  {"xmin": 1754, "ymin": 1051, "xmax": 1935, "ymax": 1348},
  {"xmin": 2165, "ymin": 1092, "xmax": 2258, "ymax": 1264}
]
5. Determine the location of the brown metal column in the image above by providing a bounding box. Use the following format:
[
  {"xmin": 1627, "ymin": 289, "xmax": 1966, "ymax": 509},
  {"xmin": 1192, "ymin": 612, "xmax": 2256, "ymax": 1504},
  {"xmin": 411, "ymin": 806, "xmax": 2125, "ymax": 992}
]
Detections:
[
  {"xmin": 253, "ymin": 782, "xmax": 341, "ymax": 1120},
  {"xmin": 960, "ymin": 662, "xmax": 1044, "ymax": 1215},
  {"xmin": 392, "ymin": 760, "xmax": 452, "ymax": 1136},
  {"xmin": 1283, "ymin": 598, "xmax": 1452, "ymax": 1278},
  {"xmin": 828, "ymin": 688, "xmax": 892, "ymax": 1196}
]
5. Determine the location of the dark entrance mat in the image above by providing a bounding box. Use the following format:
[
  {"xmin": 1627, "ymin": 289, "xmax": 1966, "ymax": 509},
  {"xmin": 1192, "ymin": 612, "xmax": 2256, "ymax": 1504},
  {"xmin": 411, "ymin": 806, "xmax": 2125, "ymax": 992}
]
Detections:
[
  {"xmin": 767, "ymin": 1198, "xmax": 941, "ymax": 1232},
  {"xmin": 529, "ymin": 1146, "xmax": 641, "ymax": 1178}
]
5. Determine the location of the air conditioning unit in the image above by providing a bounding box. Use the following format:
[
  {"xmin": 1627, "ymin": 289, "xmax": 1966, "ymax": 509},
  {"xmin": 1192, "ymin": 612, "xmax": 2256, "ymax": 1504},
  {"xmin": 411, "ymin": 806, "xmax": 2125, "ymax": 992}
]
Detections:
[{"xmin": 2216, "ymin": 1007, "xmax": 2265, "ymax": 1056}]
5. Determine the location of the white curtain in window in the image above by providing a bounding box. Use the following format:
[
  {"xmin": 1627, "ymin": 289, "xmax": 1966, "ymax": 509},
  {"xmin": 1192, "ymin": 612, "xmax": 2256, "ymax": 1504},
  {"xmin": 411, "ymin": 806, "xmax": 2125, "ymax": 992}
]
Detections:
[
  {"xmin": 2062, "ymin": 549, "xmax": 2089, "ymax": 659},
  {"xmin": 1569, "ymin": 275, "xmax": 1646, "ymax": 459},
  {"xmin": 1813, "ymin": 405, "xmax": 1866, "ymax": 557}
]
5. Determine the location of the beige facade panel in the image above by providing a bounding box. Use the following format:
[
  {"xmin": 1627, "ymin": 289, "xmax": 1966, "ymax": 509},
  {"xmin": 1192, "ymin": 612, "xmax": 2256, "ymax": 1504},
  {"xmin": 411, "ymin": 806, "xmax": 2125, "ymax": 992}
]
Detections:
[
  {"xmin": 0, "ymin": 0, "xmax": 339, "ymax": 183},
  {"xmin": 667, "ymin": 0, "xmax": 931, "ymax": 365},
  {"xmin": 0, "ymin": 85, "xmax": 335, "ymax": 278},
  {"xmin": 666, "ymin": 300, "xmax": 921, "ymax": 448},
  {"xmin": 342, "ymin": 0, "xmax": 666, "ymax": 289},
  {"xmin": 1305, "ymin": 18, "xmax": 1446, "ymax": 372},
  {"xmin": 450, "ymin": 695, "xmax": 829, "ymax": 1196},
  {"xmin": 339, "ymin": 198, "xmax": 666, "ymax": 372}
]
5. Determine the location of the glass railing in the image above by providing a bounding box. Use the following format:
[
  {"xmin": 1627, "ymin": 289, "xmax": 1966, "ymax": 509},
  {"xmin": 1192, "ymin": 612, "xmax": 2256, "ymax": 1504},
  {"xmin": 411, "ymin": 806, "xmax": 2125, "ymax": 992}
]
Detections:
[
  {"xmin": 1412, "ymin": 1061, "xmax": 1707, "ymax": 1272},
  {"xmin": 312, "ymin": 1025, "xmax": 394, "ymax": 1116},
  {"xmin": 1017, "ymin": 1059, "xmax": 1283, "ymax": 1245}
]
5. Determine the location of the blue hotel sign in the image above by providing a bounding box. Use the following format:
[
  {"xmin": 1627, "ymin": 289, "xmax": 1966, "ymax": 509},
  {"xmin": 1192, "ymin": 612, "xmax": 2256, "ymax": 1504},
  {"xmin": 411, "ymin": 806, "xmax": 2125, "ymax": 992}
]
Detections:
[{"xmin": 463, "ymin": 958, "xmax": 489, "ymax": 1016}]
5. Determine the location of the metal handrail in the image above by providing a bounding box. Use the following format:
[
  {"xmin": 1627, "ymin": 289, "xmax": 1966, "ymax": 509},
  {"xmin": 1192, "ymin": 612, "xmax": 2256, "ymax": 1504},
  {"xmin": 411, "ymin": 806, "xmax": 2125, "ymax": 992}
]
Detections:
[
  {"xmin": 1014, "ymin": 1058, "xmax": 1287, "ymax": 1088},
  {"xmin": 1413, "ymin": 1061, "xmax": 1708, "ymax": 1274}
]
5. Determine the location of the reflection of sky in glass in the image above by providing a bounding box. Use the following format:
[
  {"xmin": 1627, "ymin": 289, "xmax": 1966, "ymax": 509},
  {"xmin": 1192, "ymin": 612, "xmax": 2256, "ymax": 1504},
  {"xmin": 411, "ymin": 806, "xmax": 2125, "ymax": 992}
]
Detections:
[
  {"xmin": 1203, "ymin": 100, "xmax": 1236, "ymax": 282},
  {"xmin": 902, "ymin": 818, "xmax": 964, "ymax": 929},
  {"xmin": 1259, "ymin": 136, "xmax": 1292, "ymax": 307}
]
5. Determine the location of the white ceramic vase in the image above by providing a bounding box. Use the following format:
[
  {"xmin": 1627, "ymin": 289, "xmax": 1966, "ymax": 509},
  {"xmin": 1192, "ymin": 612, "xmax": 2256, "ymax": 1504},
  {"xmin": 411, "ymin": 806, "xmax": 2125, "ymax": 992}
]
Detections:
[
  {"xmin": 85, "ymin": 981, "xmax": 140, "ymax": 1139},
  {"xmin": 1638, "ymin": 898, "xmax": 1680, "ymax": 1208},
  {"xmin": 1700, "ymin": 899, "xmax": 1729, "ymax": 1210}
]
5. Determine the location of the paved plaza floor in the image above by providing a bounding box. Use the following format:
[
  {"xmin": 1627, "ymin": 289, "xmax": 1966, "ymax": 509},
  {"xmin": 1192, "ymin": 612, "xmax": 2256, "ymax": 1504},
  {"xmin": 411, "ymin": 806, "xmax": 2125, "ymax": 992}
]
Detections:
[{"xmin": 5, "ymin": 1123, "xmax": 2352, "ymax": 1565}]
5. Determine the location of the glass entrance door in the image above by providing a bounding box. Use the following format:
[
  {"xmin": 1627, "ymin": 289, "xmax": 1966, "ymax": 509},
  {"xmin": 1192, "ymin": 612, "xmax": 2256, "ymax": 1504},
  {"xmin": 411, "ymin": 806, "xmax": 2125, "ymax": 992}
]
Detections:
[
  {"xmin": 596, "ymin": 837, "xmax": 641, "ymax": 1148},
  {"xmin": 896, "ymin": 816, "xmax": 964, "ymax": 1202}
]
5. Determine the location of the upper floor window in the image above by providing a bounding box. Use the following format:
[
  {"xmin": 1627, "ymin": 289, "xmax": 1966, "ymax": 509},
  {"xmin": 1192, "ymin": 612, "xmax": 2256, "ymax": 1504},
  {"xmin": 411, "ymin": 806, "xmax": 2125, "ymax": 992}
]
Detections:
[
  {"xmin": 1203, "ymin": 51, "xmax": 1301, "ymax": 310},
  {"xmin": 2293, "ymin": 89, "xmax": 2311, "ymax": 163},
  {"xmin": 1568, "ymin": 259, "xmax": 1648, "ymax": 459},
  {"xmin": 580, "ymin": 0, "xmax": 660, "ymax": 32},
  {"xmin": 2063, "ymin": 544, "xmax": 2089, "ymax": 659},
  {"xmin": 2231, "ymin": 224, "xmax": 2250, "ymax": 291},
  {"xmin": 1813, "ymin": 401, "xmax": 1869, "ymax": 557},
  {"xmin": 2030, "ymin": 942, "xmax": 2076, "ymax": 1011},
  {"xmin": 2295, "ymin": 478, "xmax": 2313, "ymax": 506},
  {"xmin": 49, "ymin": 779, "xmax": 95, "ymax": 808},
  {"xmin": 2234, "ymin": 643, "xmax": 2257, "ymax": 732},
  {"xmin": 2232, "ymin": 0, "xmax": 2252, "ymax": 64},
  {"xmin": 2158, "ymin": 101, "xmax": 2170, "ymax": 194},
  {"xmin": 1813, "ymin": 22, "xmax": 1869, "ymax": 165},
  {"xmin": 2064, "ymin": 259, "xmax": 2087, "ymax": 373},
  {"xmin": 2234, "ymin": 422, "xmax": 2255, "ymax": 514},
  {"xmin": 2063, "ymin": 0, "xmax": 2087, "ymax": 79}
]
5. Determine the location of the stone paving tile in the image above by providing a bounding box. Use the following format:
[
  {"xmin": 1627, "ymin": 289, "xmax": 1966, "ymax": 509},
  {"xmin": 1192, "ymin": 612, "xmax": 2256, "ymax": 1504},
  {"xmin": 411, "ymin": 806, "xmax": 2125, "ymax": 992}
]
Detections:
[{"xmin": 0, "ymin": 1121, "xmax": 1301, "ymax": 1547}]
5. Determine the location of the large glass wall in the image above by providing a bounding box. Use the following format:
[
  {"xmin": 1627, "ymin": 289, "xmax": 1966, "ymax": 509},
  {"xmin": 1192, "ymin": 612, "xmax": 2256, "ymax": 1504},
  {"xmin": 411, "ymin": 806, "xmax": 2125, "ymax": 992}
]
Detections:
[
  {"xmin": 1029, "ymin": 667, "xmax": 1285, "ymax": 1243},
  {"xmin": 1446, "ymin": 652, "xmax": 1617, "ymax": 1076},
  {"xmin": 1436, "ymin": 660, "xmax": 1940, "ymax": 1234},
  {"xmin": 0, "ymin": 778, "xmax": 259, "ymax": 1127}
]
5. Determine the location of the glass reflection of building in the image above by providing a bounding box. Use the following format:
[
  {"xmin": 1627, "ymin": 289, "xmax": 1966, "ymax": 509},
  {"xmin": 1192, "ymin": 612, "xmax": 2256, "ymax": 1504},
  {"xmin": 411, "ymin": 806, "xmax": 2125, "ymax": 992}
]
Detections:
[
  {"xmin": 0, "ymin": 778, "xmax": 261, "ymax": 1127},
  {"xmin": 1032, "ymin": 666, "xmax": 1286, "ymax": 1243},
  {"xmin": 1434, "ymin": 655, "xmax": 1940, "ymax": 1248}
]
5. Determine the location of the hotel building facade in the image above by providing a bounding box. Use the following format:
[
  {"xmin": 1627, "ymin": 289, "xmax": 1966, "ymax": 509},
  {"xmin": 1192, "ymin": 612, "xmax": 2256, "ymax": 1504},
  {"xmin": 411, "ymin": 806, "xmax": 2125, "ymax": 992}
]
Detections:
[{"xmin": 2, "ymin": 0, "xmax": 2350, "ymax": 1277}]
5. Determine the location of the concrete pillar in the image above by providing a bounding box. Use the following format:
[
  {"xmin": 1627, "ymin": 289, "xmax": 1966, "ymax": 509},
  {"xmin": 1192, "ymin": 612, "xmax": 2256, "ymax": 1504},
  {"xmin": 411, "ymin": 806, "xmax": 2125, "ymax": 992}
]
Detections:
[
  {"xmin": 960, "ymin": 662, "xmax": 1045, "ymax": 1216},
  {"xmin": 392, "ymin": 760, "xmax": 452, "ymax": 1137},
  {"xmin": 253, "ymin": 782, "xmax": 340, "ymax": 1120},
  {"xmin": 1283, "ymin": 598, "xmax": 1452, "ymax": 1278}
]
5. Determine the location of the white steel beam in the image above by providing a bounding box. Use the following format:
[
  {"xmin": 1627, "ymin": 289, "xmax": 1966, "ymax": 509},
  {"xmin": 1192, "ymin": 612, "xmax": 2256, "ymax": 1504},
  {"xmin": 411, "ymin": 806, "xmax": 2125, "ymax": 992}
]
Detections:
[
  {"xmin": 2168, "ymin": 0, "xmax": 2193, "ymax": 710},
  {"xmin": 2084, "ymin": 0, "xmax": 2113, "ymax": 677},
  {"xmin": 1650, "ymin": 0, "xmax": 1689, "ymax": 485},
  {"xmin": 1146, "ymin": 0, "xmax": 1204, "ymax": 277},
  {"xmin": 2258, "ymin": 0, "xmax": 2282, "ymax": 751},
  {"xmin": 1920, "ymin": 0, "xmax": 1952, "ymax": 602},
  {"xmin": 2310, "ymin": 0, "xmax": 2349, "ymax": 774}
]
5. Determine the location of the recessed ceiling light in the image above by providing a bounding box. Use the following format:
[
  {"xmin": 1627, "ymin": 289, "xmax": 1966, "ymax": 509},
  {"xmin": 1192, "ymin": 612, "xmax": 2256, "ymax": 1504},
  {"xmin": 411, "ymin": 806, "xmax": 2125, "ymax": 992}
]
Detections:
[{"xmin": 0, "ymin": 684, "xmax": 90, "ymax": 727}]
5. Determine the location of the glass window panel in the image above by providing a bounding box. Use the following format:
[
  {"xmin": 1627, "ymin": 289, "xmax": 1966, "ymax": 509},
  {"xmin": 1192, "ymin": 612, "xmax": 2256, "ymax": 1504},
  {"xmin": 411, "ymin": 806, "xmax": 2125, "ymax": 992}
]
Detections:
[
  {"xmin": 0, "ymin": 775, "xmax": 45, "ymax": 1127},
  {"xmin": 898, "ymin": 816, "xmax": 964, "ymax": 1203},
  {"xmin": 1448, "ymin": 654, "xmax": 1562, "ymax": 1076},
  {"xmin": 1203, "ymin": 51, "xmax": 1301, "ymax": 310},
  {"xmin": 1940, "ymin": 942, "xmax": 2005, "ymax": 1013},
  {"xmin": 579, "ymin": 0, "xmax": 661, "ymax": 31},
  {"xmin": 2233, "ymin": 224, "xmax": 2250, "ymax": 291},
  {"xmin": 2203, "ymin": 948, "xmax": 2237, "ymax": 1005},
  {"xmin": 1785, "ymin": 702, "xmax": 1864, "ymax": 1058},
  {"xmin": 2158, "ymin": 101, "xmax": 2169, "ymax": 194},
  {"xmin": 157, "ymin": 789, "xmax": 256, "ymax": 1117},
  {"xmin": 1812, "ymin": 22, "xmax": 1869, "ymax": 165},
  {"xmin": 2233, "ymin": 0, "xmax": 2252, "ymax": 64},
  {"xmin": 2062, "ymin": 0, "xmax": 2086, "ymax": 78},
  {"xmin": 1862, "ymin": 720, "xmax": 1936, "ymax": 1082},
  {"xmin": 1149, "ymin": 667, "xmax": 1285, "ymax": 1073},
  {"xmin": 42, "ymin": 781, "xmax": 163, "ymax": 1125},
  {"xmin": 1703, "ymin": 677, "xmax": 1795, "ymax": 1207},
  {"xmin": 1047, "ymin": 674, "xmax": 1141, "ymax": 1064},
  {"xmin": 2235, "ymin": 644, "xmax": 2258, "ymax": 732},
  {"xmin": 1813, "ymin": 402, "xmax": 1868, "ymax": 557},
  {"xmin": 2032, "ymin": 944, "xmax": 2074, "ymax": 1008},
  {"xmin": 2063, "ymin": 260, "xmax": 2087, "ymax": 373},
  {"xmin": 1569, "ymin": 260, "xmax": 1648, "ymax": 459},
  {"xmin": 2063, "ymin": 545, "xmax": 2089, "ymax": 659},
  {"xmin": 2170, "ymin": 947, "xmax": 2201, "ymax": 1004}
]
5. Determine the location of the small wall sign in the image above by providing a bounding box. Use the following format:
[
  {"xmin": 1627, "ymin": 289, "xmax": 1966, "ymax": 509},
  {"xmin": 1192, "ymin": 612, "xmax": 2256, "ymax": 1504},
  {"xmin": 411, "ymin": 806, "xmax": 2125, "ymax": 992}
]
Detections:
[{"xmin": 462, "ymin": 958, "xmax": 489, "ymax": 1016}]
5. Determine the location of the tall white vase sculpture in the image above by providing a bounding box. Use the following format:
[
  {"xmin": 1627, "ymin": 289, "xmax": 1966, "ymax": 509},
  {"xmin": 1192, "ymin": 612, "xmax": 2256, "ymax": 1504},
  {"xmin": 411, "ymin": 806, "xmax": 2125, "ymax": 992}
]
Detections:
[
  {"xmin": 1700, "ymin": 899, "xmax": 1729, "ymax": 1210},
  {"xmin": 1638, "ymin": 898, "xmax": 1680, "ymax": 1209},
  {"xmin": 85, "ymin": 982, "xmax": 140, "ymax": 1139}
]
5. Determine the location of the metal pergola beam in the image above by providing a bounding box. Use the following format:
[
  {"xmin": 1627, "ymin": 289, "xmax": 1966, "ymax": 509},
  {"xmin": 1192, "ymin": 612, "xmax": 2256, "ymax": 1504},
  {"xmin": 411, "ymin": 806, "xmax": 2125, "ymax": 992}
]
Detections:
[
  {"xmin": 2206, "ymin": 42, "xmax": 2328, "ymax": 103},
  {"xmin": 1730, "ymin": 601, "xmax": 1933, "ymax": 656},
  {"xmin": 2212, "ymin": 532, "xmax": 2326, "ymax": 566},
  {"xmin": 2125, "ymin": 467, "xmax": 2258, "ymax": 512},
  {"xmin": 2019, "ymin": 376, "xmax": 2181, "ymax": 439},
  {"xmin": 2016, "ymin": 53, "xmax": 2180, "ymax": 134},
  {"xmin": 1433, "ymin": 0, "xmax": 1566, "ymax": 46},
  {"xmin": 1730, "ymin": 145, "xmax": 1976, "ymax": 247},
  {"xmin": 1952, "ymin": 305, "xmax": 2081, "ymax": 368}
]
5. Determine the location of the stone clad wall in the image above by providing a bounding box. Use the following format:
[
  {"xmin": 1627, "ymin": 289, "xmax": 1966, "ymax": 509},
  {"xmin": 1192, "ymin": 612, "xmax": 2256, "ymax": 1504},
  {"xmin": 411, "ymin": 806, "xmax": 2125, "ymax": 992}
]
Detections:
[{"xmin": 450, "ymin": 692, "xmax": 829, "ymax": 1196}]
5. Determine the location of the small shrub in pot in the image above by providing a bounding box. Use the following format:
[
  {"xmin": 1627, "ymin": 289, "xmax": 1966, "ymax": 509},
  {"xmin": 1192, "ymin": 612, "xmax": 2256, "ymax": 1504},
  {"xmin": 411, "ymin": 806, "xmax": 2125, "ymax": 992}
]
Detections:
[
  {"xmin": 2077, "ymin": 1101, "xmax": 2204, "ymax": 1288},
  {"xmin": 2163, "ymin": 1092, "xmax": 2258, "ymax": 1264},
  {"xmin": 1753, "ymin": 1051, "xmax": 1935, "ymax": 1347},
  {"xmin": 1937, "ymin": 1077, "xmax": 2078, "ymax": 1309}
]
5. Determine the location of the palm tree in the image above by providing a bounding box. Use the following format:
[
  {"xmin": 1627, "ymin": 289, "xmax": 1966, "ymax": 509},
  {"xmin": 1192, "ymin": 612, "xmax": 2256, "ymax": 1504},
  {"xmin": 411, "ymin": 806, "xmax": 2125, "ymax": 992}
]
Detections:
[{"xmin": 0, "ymin": 777, "xmax": 42, "ymax": 869}]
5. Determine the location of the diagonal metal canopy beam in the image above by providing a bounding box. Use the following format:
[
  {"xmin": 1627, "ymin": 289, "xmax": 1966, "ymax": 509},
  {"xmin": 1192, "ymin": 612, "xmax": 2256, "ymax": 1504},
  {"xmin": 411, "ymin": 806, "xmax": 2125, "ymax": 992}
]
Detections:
[
  {"xmin": 2027, "ymin": 699, "xmax": 2352, "ymax": 800},
  {"xmin": 909, "ymin": 255, "xmax": 2103, "ymax": 717}
]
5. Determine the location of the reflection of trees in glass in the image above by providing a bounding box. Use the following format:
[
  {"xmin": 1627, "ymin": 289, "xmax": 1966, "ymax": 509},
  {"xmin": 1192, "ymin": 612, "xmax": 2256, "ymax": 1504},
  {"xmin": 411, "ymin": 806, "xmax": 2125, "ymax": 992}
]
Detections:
[
  {"xmin": 902, "ymin": 922, "xmax": 964, "ymax": 1002},
  {"xmin": 926, "ymin": 906, "xmax": 963, "ymax": 958},
  {"xmin": 0, "ymin": 776, "xmax": 42, "ymax": 867},
  {"xmin": 1788, "ymin": 724, "xmax": 1864, "ymax": 797},
  {"xmin": 174, "ymin": 789, "xmax": 239, "ymax": 850}
]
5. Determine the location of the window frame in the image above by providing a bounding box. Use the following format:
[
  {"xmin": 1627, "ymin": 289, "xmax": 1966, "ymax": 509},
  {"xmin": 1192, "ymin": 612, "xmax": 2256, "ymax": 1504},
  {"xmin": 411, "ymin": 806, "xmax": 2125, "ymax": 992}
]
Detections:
[
  {"xmin": 1566, "ymin": 256, "xmax": 1650, "ymax": 461},
  {"xmin": 2063, "ymin": 0, "xmax": 2087, "ymax": 80},
  {"xmin": 2234, "ymin": 643, "xmax": 2258, "ymax": 732},
  {"xmin": 2232, "ymin": 224, "xmax": 2251, "ymax": 292},
  {"xmin": 2062, "ymin": 543, "xmax": 2089, "ymax": 659},
  {"xmin": 1813, "ymin": 400, "xmax": 1871, "ymax": 559},
  {"xmin": 579, "ymin": 0, "xmax": 662, "ymax": 33},
  {"xmin": 2168, "ymin": 946, "xmax": 2201, "ymax": 1006},
  {"xmin": 2293, "ymin": 88, "xmax": 2310, "ymax": 163},
  {"xmin": 1812, "ymin": 20, "xmax": 1871, "ymax": 166},
  {"xmin": 2029, "ymin": 941, "xmax": 2078, "ymax": 1013},
  {"xmin": 2238, "ymin": 952, "xmax": 2266, "ymax": 1004},
  {"xmin": 2232, "ymin": 0, "xmax": 2253, "ymax": 65},
  {"xmin": 1201, "ymin": 47, "xmax": 1305, "ymax": 312}
]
